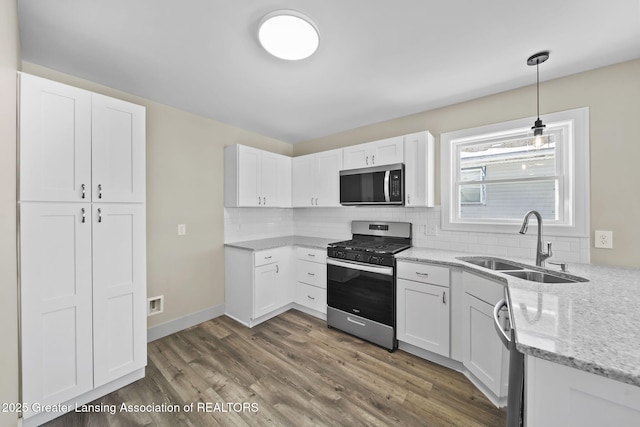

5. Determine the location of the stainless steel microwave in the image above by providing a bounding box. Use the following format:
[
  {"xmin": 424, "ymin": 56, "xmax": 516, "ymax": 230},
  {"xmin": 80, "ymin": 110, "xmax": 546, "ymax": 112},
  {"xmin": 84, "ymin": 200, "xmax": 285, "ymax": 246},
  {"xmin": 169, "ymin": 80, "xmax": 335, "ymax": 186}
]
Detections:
[{"xmin": 339, "ymin": 163, "xmax": 404, "ymax": 206}]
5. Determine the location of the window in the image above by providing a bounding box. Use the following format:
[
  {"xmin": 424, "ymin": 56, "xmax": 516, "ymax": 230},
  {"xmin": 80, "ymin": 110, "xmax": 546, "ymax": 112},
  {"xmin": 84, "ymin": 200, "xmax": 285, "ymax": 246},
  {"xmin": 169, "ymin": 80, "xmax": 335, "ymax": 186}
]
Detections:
[{"xmin": 441, "ymin": 108, "xmax": 589, "ymax": 237}]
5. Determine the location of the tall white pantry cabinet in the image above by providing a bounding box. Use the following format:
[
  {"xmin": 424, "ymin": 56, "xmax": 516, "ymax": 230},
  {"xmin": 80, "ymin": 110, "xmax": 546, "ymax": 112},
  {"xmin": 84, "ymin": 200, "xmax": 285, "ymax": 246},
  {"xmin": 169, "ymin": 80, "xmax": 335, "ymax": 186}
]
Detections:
[{"xmin": 18, "ymin": 73, "xmax": 147, "ymax": 424}]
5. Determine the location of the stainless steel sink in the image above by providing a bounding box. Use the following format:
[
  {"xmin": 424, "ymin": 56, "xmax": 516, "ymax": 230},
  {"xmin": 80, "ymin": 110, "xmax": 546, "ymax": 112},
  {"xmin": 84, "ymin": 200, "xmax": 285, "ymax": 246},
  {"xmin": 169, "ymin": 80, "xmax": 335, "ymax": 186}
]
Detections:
[
  {"xmin": 457, "ymin": 257, "xmax": 524, "ymax": 271},
  {"xmin": 503, "ymin": 270, "xmax": 587, "ymax": 284}
]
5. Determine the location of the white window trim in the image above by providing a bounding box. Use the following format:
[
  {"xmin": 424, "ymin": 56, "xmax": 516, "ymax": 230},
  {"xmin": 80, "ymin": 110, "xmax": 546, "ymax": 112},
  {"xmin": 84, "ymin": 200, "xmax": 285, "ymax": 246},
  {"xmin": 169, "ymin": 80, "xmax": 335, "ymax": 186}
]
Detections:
[{"xmin": 441, "ymin": 107, "xmax": 590, "ymax": 237}]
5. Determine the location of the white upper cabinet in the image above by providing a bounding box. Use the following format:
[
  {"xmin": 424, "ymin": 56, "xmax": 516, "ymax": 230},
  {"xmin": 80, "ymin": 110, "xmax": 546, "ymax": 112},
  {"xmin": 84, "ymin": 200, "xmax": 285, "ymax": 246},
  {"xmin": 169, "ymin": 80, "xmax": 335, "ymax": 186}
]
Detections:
[
  {"xmin": 19, "ymin": 73, "xmax": 92, "ymax": 202},
  {"xmin": 19, "ymin": 73, "xmax": 145, "ymax": 203},
  {"xmin": 225, "ymin": 144, "xmax": 292, "ymax": 207},
  {"xmin": 91, "ymin": 94, "xmax": 146, "ymax": 203},
  {"xmin": 342, "ymin": 136, "xmax": 404, "ymax": 170},
  {"xmin": 404, "ymin": 131, "xmax": 435, "ymax": 207},
  {"xmin": 292, "ymin": 148, "xmax": 342, "ymax": 207}
]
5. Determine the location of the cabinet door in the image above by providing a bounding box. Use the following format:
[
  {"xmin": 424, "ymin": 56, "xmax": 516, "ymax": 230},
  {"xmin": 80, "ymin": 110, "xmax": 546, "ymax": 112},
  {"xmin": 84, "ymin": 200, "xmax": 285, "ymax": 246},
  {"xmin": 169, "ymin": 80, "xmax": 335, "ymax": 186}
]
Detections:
[
  {"xmin": 404, "ymin": 132, "xmax": 426, "ymax": 207},
  {"xmin": 91, "ymin": 94, "xmax": 146, "ymax": 203},
  {"xmin": 19, "ymin": 73, "xmax": 92, "ymax": 202},
  {"xmin": 260, "ymin": 151, "xmax": 279, "ymax": 206},
  {"xmin": 20, "ymin": 203, "xmax": 93, "ymax": 407},
  {"xmin": 292, "ymin": 155, "xmax": 316, "ymax": 207},
  {"xmin": 276, "ymin": 153, "xmax": 292, "ymax": 207},
  {"xmin": 342, "ymin": 144, "xmax": 370, "ymax": 170},
  {"xmin": 370, "ymin": 136, "xmax": 404, "ymax": 166},
  {"xmin": 237, "ymin": 145, "xmax": 261, "ymax": 206},
  {"xmin": 463, "ymin": 293, "xmax": 507, "ymax": 396},
  {"xmin": 254, "ymin": 263, "xmax": 280, "ymax": 318},
  {"xmin": 92, "ymin": 203, "xmax": 147, "ymax": 387},
  {"xmin": 397, "ymin": 278, "xmax": 450, "ymax": 357},
  {"xmin": 315, "ymin": 149, "xmax": 343, "ymax": 206}
]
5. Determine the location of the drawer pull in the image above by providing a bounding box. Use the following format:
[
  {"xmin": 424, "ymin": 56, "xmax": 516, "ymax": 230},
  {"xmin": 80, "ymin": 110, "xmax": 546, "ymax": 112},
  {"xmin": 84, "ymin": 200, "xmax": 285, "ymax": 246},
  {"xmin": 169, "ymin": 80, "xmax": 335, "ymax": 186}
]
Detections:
[
  {"xmin": 264, "ymin": 256, "xmax": 272, "ymax": 260},
  {"xmin": 442, "ymin": 291, "xmax": 446, "ymax": 304},
  {"xmin": 347, "ymin": 317, "xmax": 366, "ymax": 327},
  {"xmin": 307, "ymin": 272, "xmax": 315, "ymax": 276},
  {"xmin": 308, "ymin": 253, "xmax": 316, "ymax": 257},
  {"xmin": 416, "ymin": 272, "xmax": 429, "ymax": 277},
  {"xmin": 307, "ymin": 295, "xmax": 315, "ymax": 300}
]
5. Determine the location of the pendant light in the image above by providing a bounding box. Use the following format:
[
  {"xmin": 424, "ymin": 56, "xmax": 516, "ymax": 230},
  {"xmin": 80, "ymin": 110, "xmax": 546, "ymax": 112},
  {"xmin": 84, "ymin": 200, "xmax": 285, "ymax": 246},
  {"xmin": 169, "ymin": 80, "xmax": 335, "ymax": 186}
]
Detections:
[{"xmin": 527, "ymin": 51, "xmax": 550, "ymax": 148}]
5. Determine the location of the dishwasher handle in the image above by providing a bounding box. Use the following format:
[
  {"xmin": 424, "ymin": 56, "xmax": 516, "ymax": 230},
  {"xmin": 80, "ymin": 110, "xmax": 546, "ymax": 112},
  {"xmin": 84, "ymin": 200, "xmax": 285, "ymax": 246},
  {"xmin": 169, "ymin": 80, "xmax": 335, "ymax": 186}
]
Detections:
[{"xmin": 493, "ymin": 299, "xmax": 511, "ymax": 349}]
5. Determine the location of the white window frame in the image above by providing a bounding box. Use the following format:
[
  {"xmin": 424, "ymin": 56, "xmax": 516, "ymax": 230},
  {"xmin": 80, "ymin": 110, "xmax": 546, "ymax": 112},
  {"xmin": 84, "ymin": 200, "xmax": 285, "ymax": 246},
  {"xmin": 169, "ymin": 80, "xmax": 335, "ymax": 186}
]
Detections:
[{"xmin": 441, "ymin": 107, "xmax": 589, "ymax": 237}]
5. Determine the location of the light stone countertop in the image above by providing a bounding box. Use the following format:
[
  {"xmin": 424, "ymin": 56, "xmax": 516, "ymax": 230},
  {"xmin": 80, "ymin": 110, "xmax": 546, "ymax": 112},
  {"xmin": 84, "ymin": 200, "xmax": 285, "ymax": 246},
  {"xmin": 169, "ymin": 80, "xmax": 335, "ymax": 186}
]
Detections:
[
  {"xmin": 396, "ymin": 247, "xmax": 640, "ymax": 388},
  {"xmin": 224, "ymin": 235, "xmax": 336, "ymax": 251}
]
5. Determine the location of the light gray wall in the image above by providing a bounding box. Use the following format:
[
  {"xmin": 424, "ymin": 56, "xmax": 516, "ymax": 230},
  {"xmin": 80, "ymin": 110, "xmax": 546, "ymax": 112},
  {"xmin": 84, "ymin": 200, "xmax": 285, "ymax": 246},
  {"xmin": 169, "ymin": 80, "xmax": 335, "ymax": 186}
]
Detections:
[{"xmin": 0, "ymin": 1, "xmax": 19, "ymax": 426}]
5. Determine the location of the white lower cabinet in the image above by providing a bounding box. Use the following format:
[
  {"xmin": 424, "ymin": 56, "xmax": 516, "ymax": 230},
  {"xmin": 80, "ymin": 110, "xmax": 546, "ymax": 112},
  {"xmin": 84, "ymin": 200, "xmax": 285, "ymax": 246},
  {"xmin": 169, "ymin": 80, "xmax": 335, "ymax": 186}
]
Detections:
[
  {"xmin": 462, "ymin": 271, "xmax": 509, "ymax": 399},
  {"xmin": 526, "ymin": 356, "xmax": 640, "ymax": 427},
  {"xmin": 396, "ymin": 261, "xmax": 450, "ymax": 357},
  {"xmin": 225, "ymin": 246, "xmax": 293, "ymax": 327},
  {"xmin": 20, "ymin": 202, "xmax": 147, "ymax": 418},
  {"xmin": 294, "ymin": 247, "xmax": 327, "ymax": 315}
]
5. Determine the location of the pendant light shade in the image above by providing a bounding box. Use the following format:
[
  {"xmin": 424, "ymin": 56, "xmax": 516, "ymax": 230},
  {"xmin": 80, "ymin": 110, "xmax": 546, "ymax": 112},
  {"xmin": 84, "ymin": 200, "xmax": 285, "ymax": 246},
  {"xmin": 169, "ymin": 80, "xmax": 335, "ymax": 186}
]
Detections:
[{"xmin": 527, "ymin": 51, "xmax": 550, "ymax": 148}]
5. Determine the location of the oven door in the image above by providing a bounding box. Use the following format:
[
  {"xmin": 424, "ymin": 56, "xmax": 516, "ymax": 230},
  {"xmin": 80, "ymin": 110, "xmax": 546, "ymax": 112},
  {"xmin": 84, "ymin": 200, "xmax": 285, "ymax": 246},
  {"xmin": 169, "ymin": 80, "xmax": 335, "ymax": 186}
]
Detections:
[{"xmin": 326, "ymin": 258, "xmax": 395, "ymax": 326}]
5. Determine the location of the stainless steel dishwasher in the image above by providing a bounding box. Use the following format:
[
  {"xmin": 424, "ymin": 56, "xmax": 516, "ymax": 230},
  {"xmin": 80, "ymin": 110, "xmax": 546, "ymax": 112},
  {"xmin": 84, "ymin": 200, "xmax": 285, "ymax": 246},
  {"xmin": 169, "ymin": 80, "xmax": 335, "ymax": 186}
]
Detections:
[{"xmin": 494, "ymin": 295, "xmax": 525, "ymax": 427}]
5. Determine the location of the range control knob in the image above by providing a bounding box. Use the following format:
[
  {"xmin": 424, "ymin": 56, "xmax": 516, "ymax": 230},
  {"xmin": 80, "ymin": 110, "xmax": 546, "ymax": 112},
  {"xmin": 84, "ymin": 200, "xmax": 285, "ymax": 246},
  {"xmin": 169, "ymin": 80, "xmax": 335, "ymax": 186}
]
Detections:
[{"xmin": 354, "ymin": 253, "xmax": 361, "ymax": 261}]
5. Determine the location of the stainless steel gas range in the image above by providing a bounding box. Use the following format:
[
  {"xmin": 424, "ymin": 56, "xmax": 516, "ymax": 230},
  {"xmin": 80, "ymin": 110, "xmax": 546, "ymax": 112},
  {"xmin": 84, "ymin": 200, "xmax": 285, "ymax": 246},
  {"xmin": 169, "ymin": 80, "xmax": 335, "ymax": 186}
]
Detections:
[{"xmin": 326, "ymin": 221, "xmax": 412, "ymax": 351}]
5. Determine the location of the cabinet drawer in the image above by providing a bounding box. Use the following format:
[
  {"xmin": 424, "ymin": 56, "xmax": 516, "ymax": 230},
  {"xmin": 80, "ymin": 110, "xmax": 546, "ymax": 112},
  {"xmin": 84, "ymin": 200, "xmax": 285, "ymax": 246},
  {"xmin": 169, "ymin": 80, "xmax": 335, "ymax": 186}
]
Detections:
[
  {"xmin": 296, "ymin": 283, "xmax": 326, "ymax": 314},
  {"xmin": 254, "ymin": 248, "xmax": 281, "ymax": 267},
  {"xmin": 397, "ymin": 261, "xmax": 450, "ymax": 287},
  {"xmin": 462, "ymin": 271, "xmax": 505, "ymax": 305},
  {"xmin": 296, "ymin": 260, "xmax": 326, "ymax": 288},
  {"xmin": 295, "ymin": 247, "xmax": 326, "ymax": 263}
]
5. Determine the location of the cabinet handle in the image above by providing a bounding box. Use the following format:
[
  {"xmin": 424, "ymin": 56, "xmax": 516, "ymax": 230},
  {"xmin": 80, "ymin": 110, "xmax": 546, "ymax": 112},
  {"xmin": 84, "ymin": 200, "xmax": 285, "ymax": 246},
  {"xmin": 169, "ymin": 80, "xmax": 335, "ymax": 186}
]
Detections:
[
  {"xmin": 81, "ymin": 208, "xmax": 86, "ymax": 223},
  {"xmin": 307, "ymin": 295, "xmax": 315, "ymax": 300},
  {"xmin": 416, "ymin": 272, "xmax": 429, "ymax": 277},
  {"xmin": 372, "ymin": 155, "xmax": 375, "ymax": 164},
  {"xmin": 264, "ymin": 255, "xmax": 272, "ymax": 260},
  {"xmin": 264, "ymin": 197, "xmax": 267, "ymax": 205},
  {"xmin": 258, "ymin": 196, "xmax": 262, "ymax": 205},
  {"xmin": 307, "ymin": 272, "xmax": 315, "ymax": 276},
  {"xmin": 97, "ymin": 208, "xmax": 102, "ymax": 223},
  {"xmin": 98, "ymin": 184, "xmax": 102, "ymax": 199},
  {"xmin": 308, "ymin": 253, "xmax": 316, "ymax": 257},
  {"xmin": 311, "ymin": 197, "xmax": 314, "ymax": 205},
  {"xmin": 276, "ymin": 265, "xmax": 279, "ymax": 273},
  {"xmin": 81, "ymin": 184, "xmax": 86, "ymax": 199},
  {"xmin": 315, "ymin": 197, "xmax": 318, "ymax": 205},
  {"xmin": 365, "ymin": 156, "xmax": 369, "ymax": 165},
  {"xmin": 407, "ymin": 194, "xmax": 411, "ymax": 205},
  {"xmin": 442, "ymin": 291, "xmax": 446, "ymax": 304}
]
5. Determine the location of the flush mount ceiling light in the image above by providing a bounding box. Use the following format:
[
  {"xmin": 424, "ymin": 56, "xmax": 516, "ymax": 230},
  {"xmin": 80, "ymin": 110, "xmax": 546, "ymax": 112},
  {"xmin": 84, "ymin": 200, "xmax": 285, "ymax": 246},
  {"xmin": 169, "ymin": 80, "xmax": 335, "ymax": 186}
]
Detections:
[
  {"xmin": 258, "ymin": 10, "xmax": 319, "ymax": 60},
  {"xmin": 527, "ymin": 51, "xmax": 550, "ymax": 148}
]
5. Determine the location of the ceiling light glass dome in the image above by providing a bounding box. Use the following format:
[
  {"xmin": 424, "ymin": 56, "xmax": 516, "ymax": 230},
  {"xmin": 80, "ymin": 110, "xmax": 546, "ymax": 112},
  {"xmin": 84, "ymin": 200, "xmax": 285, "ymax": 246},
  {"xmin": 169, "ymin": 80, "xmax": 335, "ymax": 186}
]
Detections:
[{"xmin": 258, "ymin": 10, "xmax": 319, "ymax": 60}]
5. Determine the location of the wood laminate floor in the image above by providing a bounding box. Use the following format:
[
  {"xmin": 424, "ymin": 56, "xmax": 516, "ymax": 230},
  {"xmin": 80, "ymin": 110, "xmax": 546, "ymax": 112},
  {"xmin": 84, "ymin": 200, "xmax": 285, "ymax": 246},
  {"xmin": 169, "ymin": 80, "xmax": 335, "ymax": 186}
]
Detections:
[{"xmin": 44, "ymin": 310, "xmax": 506, "ymax": 426}]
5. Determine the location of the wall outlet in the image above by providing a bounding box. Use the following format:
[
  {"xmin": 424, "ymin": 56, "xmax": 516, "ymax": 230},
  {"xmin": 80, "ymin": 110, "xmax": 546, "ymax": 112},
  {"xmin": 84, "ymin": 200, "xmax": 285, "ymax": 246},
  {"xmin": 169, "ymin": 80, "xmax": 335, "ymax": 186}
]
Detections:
[
  {"xmin": 147, "ymin": 296, "xmax": 164, "ymax": 316},
  {"xmin": 178, "ymin": 224, "xmax": 186, "ymax": 235},
  {"xmin": 425, "ymin": 224, "xmax": 438, "ymax": 236},
  {"xmin": 594, "ymin": 230, "xmax": 613, "ymax": 249}
]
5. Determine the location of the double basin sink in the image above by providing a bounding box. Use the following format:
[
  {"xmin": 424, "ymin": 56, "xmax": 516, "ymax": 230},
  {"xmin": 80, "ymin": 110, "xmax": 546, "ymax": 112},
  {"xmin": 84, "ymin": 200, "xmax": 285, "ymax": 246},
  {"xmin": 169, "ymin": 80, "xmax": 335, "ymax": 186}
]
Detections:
[{"xmin": 457, "ymin": 257, "xmax": 588, "ymax": 284}]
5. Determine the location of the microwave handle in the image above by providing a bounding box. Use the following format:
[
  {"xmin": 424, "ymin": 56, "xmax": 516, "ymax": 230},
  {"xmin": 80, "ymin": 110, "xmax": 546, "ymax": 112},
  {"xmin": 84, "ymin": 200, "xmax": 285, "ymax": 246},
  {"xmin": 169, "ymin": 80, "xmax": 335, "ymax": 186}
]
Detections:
[{"xmin": 384, "ymin": 170, "xmax": 390, "ymax": 202}]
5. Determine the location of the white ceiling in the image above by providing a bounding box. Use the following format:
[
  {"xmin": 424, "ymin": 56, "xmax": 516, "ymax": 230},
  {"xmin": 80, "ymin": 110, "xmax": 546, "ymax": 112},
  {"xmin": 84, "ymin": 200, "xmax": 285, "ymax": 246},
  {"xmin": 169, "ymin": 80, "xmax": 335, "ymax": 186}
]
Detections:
[{"xmin": 17, "ymin": 0, "xmax": 640, "ymax": 143}]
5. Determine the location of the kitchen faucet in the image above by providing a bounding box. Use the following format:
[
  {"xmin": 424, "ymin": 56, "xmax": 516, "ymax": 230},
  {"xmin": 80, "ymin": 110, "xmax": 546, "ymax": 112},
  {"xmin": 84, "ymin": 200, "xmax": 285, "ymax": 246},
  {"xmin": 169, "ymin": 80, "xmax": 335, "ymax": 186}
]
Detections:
[{"xmin": 519, "ymin": 210, "xmax": 552, "ymax": 267}]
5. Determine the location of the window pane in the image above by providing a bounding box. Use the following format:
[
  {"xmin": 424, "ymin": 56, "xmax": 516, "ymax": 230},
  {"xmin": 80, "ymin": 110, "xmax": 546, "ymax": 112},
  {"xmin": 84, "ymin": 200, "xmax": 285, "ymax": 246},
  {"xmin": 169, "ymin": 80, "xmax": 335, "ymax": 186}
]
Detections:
[
  {"xmin": 459, "ymin": 180, "xmax": 558, "ymax": 220},
  {"xmin": 460, "ymin": 132, "xmax": 558, "ymax": 181}
]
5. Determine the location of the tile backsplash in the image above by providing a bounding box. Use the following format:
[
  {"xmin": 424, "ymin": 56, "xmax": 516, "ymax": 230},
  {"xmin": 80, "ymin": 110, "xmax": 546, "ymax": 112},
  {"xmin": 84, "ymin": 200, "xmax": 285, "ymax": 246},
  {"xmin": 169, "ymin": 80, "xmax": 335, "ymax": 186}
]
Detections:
[{"xmin": 225, "ymin": 206, "xmax": 590, "ymax": 264}]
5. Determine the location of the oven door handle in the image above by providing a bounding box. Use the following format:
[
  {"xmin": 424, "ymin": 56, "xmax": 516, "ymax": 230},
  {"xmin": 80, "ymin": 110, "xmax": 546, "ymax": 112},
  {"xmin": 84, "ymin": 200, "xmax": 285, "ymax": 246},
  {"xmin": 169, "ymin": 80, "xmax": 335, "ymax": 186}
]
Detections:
[{"xmin": 327, "ymin": 258, "xmax": 394, "ymax": 276}]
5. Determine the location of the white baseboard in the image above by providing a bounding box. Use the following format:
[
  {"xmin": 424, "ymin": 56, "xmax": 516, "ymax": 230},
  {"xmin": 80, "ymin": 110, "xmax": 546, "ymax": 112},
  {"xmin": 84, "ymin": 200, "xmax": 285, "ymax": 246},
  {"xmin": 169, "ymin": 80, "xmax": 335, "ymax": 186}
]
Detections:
[{"xmin": 147, "ymin": 304, "xmax": 225, "ymax": 342}]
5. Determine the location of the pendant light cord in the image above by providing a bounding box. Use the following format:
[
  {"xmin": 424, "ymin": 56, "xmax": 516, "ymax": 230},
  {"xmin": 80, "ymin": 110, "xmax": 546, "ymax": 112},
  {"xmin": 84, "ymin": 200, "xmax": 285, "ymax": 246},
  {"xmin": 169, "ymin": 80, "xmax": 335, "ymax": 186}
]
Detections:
[{"xmin": 536, "ymin": 61, "xmax": 540, "ymax": 120}]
